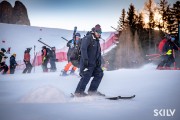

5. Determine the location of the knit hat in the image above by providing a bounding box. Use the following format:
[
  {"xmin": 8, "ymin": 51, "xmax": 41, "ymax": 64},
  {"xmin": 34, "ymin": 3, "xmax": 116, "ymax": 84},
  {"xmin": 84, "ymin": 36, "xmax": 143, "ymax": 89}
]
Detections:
[{"xmin": 94, "ymin": 24, "xmax": 102, "ymax": 34}]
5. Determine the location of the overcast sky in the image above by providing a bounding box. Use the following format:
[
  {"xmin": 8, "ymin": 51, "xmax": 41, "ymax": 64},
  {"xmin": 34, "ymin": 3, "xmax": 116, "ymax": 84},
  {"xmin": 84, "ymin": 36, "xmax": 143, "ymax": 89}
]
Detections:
[{"xmin": 2, "ymin": 0, "xmax": 177, "ymax": 31}]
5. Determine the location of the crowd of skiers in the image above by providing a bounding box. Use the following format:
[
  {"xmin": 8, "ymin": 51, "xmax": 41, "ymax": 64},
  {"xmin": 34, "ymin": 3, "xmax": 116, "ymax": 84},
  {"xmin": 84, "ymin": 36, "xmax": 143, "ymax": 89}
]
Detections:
[{"xmin": 0, "ymin": 45, "xmax": 57, "ymax": 74}]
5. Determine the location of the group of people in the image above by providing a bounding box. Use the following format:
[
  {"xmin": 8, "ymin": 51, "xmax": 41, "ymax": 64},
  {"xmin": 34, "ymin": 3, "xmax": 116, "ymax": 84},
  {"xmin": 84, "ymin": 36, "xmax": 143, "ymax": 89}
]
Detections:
[
  {"xmin": 0, "ymin": 45, "xmax": 57, "ymax": 74},
  {"xmin": 1, "ymin": 23, "xmax": 180, "ymax": 97},
  {"xmin": 0, "ymin": 48, "xmax": 19, "ymax": 74},
  {"xmin": 1, "ymin": 24, "xmax": 105, "ymax": 97},
  {"xmin": 0, "ymin": 47, "xmax": 33, "ymax": 74},
  {"xmin": 157, "ymin": 34, "xmax": 180, "ymax": 69}
]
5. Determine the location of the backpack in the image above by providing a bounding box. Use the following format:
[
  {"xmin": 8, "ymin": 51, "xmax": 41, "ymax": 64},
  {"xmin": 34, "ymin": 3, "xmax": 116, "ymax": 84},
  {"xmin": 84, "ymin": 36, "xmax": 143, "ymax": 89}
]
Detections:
[
  {"xmin": 70, "ymin": 33, "xmax": 95, "ymax": 67},
  {"xmin": 69, "ymin": 39, "xmax": 82, "ymax": 67},
  {"xmin": 46, "ymin": 48, "xmax": 53, "ymax": 58},
  {"xmin": 158, "ymin": 39, "xmax": 167, "ymax": 53}
]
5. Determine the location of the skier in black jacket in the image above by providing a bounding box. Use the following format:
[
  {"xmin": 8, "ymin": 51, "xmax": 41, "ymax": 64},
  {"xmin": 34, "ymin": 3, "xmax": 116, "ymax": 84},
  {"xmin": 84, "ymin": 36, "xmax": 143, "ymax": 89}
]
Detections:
[
  {"xmin": 74, "ymin": 24, "xmax": 104, "ymax": 97},
  {"xmin": 10, "ymin": 53, "xmax": 18, "ymax": 74}
]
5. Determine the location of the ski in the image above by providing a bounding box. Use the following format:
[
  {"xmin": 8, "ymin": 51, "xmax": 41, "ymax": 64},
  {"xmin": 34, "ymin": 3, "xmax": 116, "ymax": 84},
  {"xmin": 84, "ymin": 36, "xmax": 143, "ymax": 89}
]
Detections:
[
  {"xmin": 72, "ymin": 26, "xmax": 77, "ymax": 40},
  {"xmin": 61, "ymin": 37, "xmax": 68, "ymax": 41},
  {"xmin": 105, "ymin": 95, "xmax": 135, "ymax": 100},
  {"xmin": 38, "ymin": 38, "xmax": 52, "ymax": 49},
  {"xmin": 70, "ymin": 93, "xmax": 135, "ymax": 100}
]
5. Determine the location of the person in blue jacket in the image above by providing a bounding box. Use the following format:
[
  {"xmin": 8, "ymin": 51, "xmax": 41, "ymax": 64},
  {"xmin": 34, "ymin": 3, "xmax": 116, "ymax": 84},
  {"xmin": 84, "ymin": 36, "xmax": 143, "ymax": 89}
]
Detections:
[
  {"xmin": 10, "ymin": 53, "xmax": 18, "ymax": 74},
  {"xmin": 74, "ymin": 24, "xmax": 104, "ymax": 97}
]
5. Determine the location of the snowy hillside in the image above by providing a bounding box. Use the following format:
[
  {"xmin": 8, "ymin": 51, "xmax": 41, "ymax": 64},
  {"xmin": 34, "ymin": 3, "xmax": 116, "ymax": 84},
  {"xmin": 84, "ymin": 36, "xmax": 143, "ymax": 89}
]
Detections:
[
  {"xmin": 0, "ymin": 23, "xmax": 180, "ymax": 120},
  {"xmin": 0, "ymin": 23, "xmax": 112, "ymax": 61},
  {"xmin": 0, "ymin": 63, "xmax": 180, "ymax": 120}
]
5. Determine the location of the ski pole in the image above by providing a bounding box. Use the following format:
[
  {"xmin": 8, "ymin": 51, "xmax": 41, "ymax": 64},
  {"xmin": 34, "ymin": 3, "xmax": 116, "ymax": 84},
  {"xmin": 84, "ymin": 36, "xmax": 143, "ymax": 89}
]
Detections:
[
  {"xmin": 148, "ymin": 54, "xmax": 162, "ymax": 61},
  {"xmin": 173, "ymin": 42, "xmax": 180, "ymax": 50},
  {"xmin": 146, "ymin": 54, "xmax": 160, "ymax": 57}
]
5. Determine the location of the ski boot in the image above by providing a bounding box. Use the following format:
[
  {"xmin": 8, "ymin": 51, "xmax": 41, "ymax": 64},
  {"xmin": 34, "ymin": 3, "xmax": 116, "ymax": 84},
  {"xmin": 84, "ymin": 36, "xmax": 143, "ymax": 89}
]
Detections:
[
  {"xmin": 60, "ymin": 70, "xmax": 68, "ymax": 76},
  {"xmin": 69, "ymin": 69, "xmax": 75, "ymax": 75},
  {"xmin": 74, "ymin": 92, "xmax": 88, "ymax": 97},
  {"xmin": 88, "ymin": 91, "xmax": 105, "ymax": 97}
]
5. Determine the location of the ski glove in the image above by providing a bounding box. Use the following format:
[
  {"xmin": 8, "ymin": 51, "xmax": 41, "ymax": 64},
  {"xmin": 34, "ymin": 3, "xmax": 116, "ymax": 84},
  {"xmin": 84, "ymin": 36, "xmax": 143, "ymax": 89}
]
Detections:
[{"xmin": 83, "ymin": 59, "xmax": 88, "ymax": 68}]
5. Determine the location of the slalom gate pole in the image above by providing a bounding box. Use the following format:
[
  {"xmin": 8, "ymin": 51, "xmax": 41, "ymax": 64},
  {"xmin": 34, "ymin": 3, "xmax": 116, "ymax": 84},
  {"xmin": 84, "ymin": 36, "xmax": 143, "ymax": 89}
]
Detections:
[{"xmin": 34, "ymin": 45, "xmax": 36, "ymax": 73}]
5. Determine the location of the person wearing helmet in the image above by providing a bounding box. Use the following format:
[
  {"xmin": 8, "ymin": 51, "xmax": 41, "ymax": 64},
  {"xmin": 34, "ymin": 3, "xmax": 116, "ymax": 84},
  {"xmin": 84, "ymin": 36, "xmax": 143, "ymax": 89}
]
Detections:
[
  {"xmin": 61, "ymin": 32, "xmax": 81, "ymax": 76},
  {"xmin": 157, "ymin": 35, "xmax": 178, "ymax": 69},
  {"xmin": 0, "ymin": 48, "xmax": 8, "ymax": 74},
  {"xmin": 23, "ymin": 48, "xmax": 33, "ymax": 73},
  {"xmin": 74, "ymin": 24, "xmax": 104, "ymax": 97},
  {"xmin": 10, "ymin": 53, "xmax": 18, "ymax": 74}
]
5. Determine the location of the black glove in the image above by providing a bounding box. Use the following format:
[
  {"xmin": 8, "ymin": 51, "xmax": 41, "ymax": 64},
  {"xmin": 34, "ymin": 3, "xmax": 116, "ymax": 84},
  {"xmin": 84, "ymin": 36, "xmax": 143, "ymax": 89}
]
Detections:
[
  {"xmin": 97, "ymin": 60, "xmax": 101, "ymax": 67},
  {"xmin": 84, "ymin": 59, "xmax": 88, "ymax": 68}
]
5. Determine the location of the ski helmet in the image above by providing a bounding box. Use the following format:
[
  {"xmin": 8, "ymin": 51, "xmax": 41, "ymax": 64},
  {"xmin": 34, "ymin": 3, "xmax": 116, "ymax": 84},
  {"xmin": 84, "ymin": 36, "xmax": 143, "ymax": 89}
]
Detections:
[
  {"xmin": 75, "ymin": 33, "xmax": 81, "ymax": 37},
  {"xmin": 170, "ymin": 35, "xmax": 175, "ymax": 42}
]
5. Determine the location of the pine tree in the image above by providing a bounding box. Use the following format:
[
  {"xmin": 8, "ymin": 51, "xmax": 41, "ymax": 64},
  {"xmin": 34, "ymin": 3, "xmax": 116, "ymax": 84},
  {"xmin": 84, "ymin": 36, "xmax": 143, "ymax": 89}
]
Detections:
[
  {"xmin": 127, "ymin": 3, "xmax": 136, "ymax": 30},
  {"xmin": 166, "ymin": 5, "xmax": 175, "ymax": 34},
  {"xmin": 171, "ymin": 1, "xmax": 180, "ymax": 35},
  {"xmin": 136, "ymin": 12, "xmax": 144, "ymax": 30},
  {"xmin": 158, "ymin": 0, "xmax": 169, "ymax": 30},
  {"xmin": 117, "ymin": 8, "xmax": 126, "ymax": 31},
  {"xmin": 144, "ymin": 0, "xmax": 156, "ymax": 50}
]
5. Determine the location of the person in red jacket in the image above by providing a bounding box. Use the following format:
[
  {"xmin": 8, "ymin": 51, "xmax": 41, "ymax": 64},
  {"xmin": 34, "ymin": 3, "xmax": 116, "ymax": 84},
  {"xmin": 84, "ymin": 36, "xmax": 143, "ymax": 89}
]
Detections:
[{"xmin": 23, "ymin": 48, "xmax": 33, "ymax": 73}]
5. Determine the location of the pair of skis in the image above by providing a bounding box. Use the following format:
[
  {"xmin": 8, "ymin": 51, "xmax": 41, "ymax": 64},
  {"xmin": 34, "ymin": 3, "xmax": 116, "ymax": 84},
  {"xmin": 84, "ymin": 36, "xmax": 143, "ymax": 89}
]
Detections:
[{"xmin": 71, "ymin": 93, "xmax": 135, "ymax": 100}]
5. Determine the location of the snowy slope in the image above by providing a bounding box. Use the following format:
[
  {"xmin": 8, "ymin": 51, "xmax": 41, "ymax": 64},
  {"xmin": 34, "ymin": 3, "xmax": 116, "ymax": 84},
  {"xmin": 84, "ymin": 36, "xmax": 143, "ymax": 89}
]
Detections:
[
  {"xmin": 0, "ymin": 63, "xmax": 180, "ymax": 120},
  {"xmin": 0, "ymin": 23, "xmax": 180, "ymax": 120}
]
